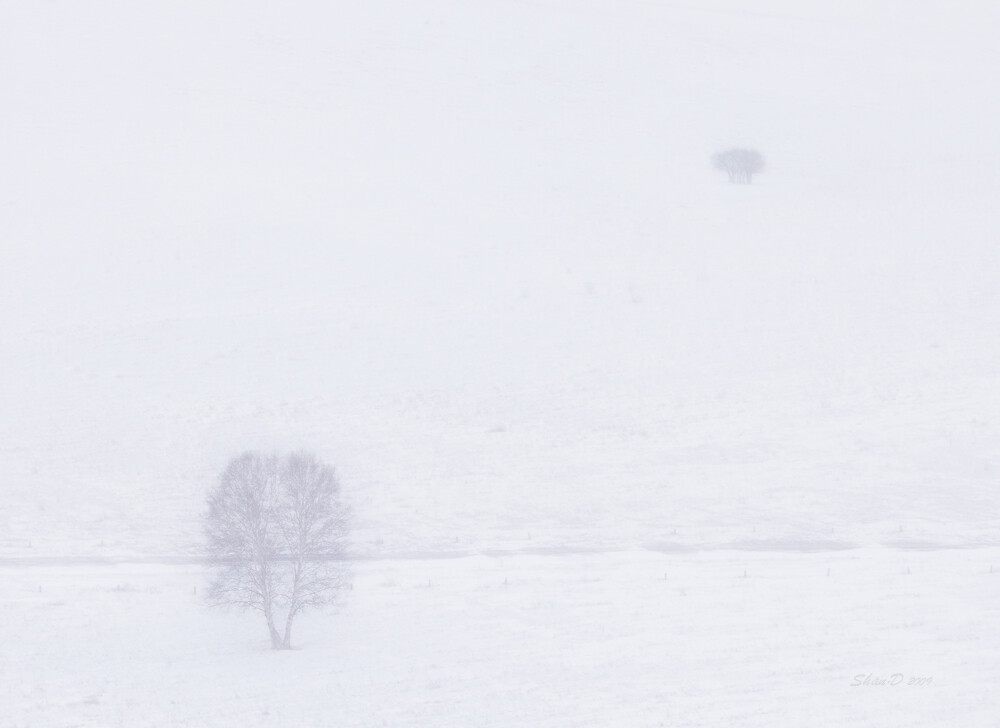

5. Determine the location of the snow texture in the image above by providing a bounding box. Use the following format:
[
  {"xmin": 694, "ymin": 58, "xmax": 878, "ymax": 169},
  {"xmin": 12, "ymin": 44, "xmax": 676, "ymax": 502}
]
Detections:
[{"xmin": 2, "ymin": 0, "xmax": 999, "ymax": 724}]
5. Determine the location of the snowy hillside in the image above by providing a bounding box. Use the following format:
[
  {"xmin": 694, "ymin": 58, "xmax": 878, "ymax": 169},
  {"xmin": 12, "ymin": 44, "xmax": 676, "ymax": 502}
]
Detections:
[{"xmin": 2, "ymin": 0, "xmax": 999, "ymax": 559}]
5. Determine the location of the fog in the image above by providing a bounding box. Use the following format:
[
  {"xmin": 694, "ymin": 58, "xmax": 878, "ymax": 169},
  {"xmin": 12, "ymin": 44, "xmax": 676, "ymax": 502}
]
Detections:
[{"xmin": 2, "ymin": 1, "xmax": 999, "ymax": 725}]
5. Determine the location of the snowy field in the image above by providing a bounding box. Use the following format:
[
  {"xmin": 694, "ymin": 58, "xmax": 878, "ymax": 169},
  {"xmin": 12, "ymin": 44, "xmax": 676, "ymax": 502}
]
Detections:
[
  {"xmin": 3, "ymin": 0, "xmax": 999, "ymax": 560},
  {"xmin": 3, "ymin": 0, "xmax": 1000, "ymax": 724},
  {"xmin": 4, "ymin": 548, "xmax": 999, "ymax": 727}
]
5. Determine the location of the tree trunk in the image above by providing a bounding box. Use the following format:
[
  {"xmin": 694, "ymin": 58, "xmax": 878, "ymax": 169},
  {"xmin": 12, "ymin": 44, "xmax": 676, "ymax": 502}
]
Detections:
[
  {"xmin": 280, "ymin": 560, "xmax": 302, "ymax": 649},
  {"xmin": 281, "ymin": 612, "xmax": 294, "ymax": 649},
  {"xmin": 263, "ymin": 599, "xmax": 284, "ymax": 649}
]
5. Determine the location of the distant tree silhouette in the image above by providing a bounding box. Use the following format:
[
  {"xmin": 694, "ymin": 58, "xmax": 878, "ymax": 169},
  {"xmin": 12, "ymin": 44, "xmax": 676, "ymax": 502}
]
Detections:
[{"xmin": 712, "ymin": 148, "xmax": 764, "ymax": 184}]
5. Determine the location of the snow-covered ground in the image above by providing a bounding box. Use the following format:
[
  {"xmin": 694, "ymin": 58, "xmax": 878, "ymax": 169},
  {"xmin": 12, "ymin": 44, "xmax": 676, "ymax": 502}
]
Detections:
[
  {"xmin": 2, "ymin": 0, "xmax": 999, "ymax": 723},
  {"xmin": 4, "ymin": 549, "xmax": 999, "ymax": 727}
]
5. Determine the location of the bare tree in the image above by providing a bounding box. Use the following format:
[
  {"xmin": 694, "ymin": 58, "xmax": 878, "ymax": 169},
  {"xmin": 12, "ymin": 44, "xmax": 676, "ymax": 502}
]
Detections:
[
  {"xmin": 712, "ymin": 148, "xmax": 764, "ymax": 183},
  {"xmin": 205, "ymin": 451, "xmax": 347, "ymax": 649}
]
